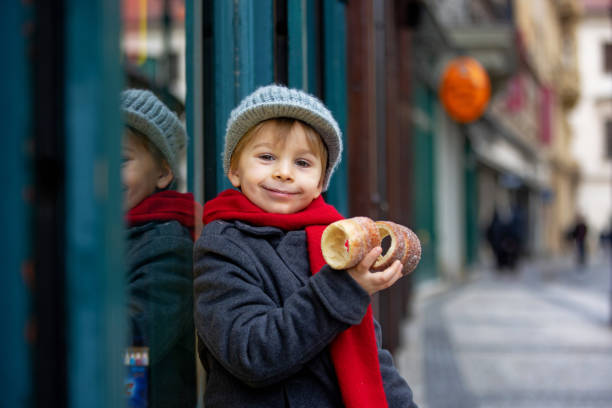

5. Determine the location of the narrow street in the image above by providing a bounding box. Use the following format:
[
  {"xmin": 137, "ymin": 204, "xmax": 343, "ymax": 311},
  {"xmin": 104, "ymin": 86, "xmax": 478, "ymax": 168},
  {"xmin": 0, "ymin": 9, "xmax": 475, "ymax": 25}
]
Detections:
[{"xmin": 397, "ymin": 252, "xmax": 612, "ymax": 408}]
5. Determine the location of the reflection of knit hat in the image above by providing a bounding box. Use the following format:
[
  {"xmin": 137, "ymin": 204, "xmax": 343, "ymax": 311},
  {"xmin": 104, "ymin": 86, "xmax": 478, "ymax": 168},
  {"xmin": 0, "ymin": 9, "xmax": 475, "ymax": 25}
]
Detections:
[
  {"xmin": 121, "ymin": 89, "xmax": 186, "ymax": 182},
  {"xmin": 223, "ymin": 84, "xmax": 343, "ymax": 191}
]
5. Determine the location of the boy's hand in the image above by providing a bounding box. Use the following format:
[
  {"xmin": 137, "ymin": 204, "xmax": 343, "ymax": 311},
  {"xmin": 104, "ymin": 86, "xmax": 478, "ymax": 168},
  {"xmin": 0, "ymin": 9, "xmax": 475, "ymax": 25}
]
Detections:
[{"xmin": 347, "ymin": 247, "xmax": 403, "ymax": 296}]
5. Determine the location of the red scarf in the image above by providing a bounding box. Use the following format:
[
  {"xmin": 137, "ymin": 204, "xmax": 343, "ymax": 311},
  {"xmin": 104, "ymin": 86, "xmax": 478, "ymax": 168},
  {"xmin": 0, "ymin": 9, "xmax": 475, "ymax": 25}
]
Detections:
[
  {"xmin": 203, "ymin": 189, "xmax": 388, "ymax": 408},
  {"xmin": 126, "ymin": 190, "xmax": 203, "ymax": 240}
]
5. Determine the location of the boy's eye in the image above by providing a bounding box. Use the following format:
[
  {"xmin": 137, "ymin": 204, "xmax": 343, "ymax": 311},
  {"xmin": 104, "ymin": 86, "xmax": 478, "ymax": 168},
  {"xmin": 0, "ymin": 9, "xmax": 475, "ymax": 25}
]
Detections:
[
  {"xmin": 258, "ymin": 154, "xmax": 274, "ymax": 161},
  {"xmin": 295, "ymin": 159, "xmax": 311, "ymax": 168}
]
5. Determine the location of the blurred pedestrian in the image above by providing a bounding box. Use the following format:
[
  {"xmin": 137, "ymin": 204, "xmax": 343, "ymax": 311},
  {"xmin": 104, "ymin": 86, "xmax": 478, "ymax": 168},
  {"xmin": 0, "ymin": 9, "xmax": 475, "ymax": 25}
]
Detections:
[
  {"xmin": 599, "ymin": 218, "xmax": 612, "ymax": 255},
  {"xmin": 486, "ymin": 190, "xmax": 527, "ymax": 273},
  {"xmin": 486, "ymin": 210, "xmax": 519, "ymax": 271},
  {"xmin": 569, "ymin": 214, "xmax": 588, "ymax": 267}
]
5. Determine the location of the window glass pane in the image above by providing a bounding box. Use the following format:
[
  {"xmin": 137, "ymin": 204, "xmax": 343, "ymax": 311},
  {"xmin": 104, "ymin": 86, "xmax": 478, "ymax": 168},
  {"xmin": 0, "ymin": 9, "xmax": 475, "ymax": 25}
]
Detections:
[
  {"xmin": 120, "ymin": 1, "xmax": 197, "ymax": 407},
  {"xmin": 122, "ymin": 0, "xmax": 186, "ymax": 99}
]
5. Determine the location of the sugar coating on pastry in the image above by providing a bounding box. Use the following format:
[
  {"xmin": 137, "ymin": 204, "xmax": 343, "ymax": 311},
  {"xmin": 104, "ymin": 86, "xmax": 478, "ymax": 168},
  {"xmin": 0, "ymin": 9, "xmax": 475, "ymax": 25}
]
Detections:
[
  {"xmin": 372, "ymin": 221, "xmax": 407, "ymax": 271},
  {"xmin": 398, "ymin": 225, "xmax": 421, "ymax": 275}
]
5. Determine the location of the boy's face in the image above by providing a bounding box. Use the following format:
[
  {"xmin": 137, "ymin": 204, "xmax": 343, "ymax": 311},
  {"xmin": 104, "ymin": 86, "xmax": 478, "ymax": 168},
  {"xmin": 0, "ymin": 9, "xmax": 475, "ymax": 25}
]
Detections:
[
  {"xmin": 121, "ymin": 131, "xmax": 172, "ymax": 211},
  {"xmin": 228, "ymin": 121, "xmax": 324, "ymax": 214}
]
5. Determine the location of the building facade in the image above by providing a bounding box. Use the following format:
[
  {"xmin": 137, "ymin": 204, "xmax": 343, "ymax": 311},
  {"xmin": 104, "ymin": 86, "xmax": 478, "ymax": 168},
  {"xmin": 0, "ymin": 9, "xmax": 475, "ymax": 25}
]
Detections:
[
  {"xmin": 569, "ymin": 0, "xmax": 612, "ymax": 246},
  {"xmin": 512, "ymin": 0, "xmax": 582, "ymax": 254}
]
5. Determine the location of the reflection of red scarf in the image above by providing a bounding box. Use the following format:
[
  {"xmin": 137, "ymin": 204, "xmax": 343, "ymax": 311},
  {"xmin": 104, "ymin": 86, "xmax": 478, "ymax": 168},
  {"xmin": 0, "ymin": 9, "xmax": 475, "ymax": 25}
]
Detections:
[
  {"xmin": 203, "ymin": 189, "xmax": 388, "ymax": 408},
  {"xmin": 126, "ymin": 190, "xmax": 203, "ymax": 240}
]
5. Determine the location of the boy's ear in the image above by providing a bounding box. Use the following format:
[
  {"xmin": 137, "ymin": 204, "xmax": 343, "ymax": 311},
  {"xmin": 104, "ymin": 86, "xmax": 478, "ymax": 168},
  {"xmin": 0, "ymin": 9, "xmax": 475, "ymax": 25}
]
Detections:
[
  {"xmin": 228, "ymin": 168, "xmax": 241, "ymax": 188},
  {"xmin": 156, "ymin": 161, "xmax": 174, "ymax": 189}
]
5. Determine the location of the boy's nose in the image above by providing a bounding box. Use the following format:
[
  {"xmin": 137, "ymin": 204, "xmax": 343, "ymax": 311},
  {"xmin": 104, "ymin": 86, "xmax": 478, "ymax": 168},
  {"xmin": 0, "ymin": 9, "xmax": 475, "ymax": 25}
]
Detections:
[{"xmin": 273, "ymin": 160, "xmax": 293, "ymax": 181}]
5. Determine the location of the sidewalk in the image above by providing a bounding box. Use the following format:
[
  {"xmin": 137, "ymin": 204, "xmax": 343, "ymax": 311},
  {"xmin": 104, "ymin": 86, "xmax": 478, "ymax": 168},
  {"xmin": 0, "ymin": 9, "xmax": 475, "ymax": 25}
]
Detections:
[{"xmin": 395, "ymin": 254, "xmax": 612, "ymax": 408}]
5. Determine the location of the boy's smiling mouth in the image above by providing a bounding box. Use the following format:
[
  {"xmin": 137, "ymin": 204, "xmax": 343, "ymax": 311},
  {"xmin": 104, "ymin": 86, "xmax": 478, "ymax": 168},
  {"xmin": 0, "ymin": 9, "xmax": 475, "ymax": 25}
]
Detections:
[{"xmin": 261, "ymin": 185, "xmax": 300, "ymax": 196}]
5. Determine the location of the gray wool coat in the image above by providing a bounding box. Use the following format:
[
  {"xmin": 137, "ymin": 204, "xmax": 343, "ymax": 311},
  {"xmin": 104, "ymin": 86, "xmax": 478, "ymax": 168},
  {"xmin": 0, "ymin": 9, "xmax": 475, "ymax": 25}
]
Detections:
[{"xmin": 194, "ymin": 219, "xmax": 417, "ymax": 408}]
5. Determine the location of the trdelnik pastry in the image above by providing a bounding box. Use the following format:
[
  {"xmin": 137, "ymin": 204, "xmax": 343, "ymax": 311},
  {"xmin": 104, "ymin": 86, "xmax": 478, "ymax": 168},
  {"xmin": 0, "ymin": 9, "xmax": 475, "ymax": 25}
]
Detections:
[{"xmin": 321, "ymin": 217, "xmax": 421, "ymax": 275}]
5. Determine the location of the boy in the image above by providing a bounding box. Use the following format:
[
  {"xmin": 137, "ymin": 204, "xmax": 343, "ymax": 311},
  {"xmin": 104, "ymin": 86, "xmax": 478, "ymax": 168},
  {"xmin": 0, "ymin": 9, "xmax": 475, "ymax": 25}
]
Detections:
[
  {"xmin": 194, "ymin": 85, "xmax": 417, "ymax": 407},
  {"xmin": 121, "ymin": 89, "xmax": 198, "ymax": 407}
]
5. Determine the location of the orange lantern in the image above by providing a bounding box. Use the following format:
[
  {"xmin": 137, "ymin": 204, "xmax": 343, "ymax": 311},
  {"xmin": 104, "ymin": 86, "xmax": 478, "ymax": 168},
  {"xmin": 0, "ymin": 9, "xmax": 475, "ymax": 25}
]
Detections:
[{"xmin": 439, "ymin": 57, "xmax": 491, "ymax": 123}]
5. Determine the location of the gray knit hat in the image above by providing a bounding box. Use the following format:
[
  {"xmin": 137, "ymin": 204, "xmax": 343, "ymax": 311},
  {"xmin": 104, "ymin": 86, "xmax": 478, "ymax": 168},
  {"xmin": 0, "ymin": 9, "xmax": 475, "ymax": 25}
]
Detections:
[
  {"xmin": 121, "ymin": 89, "xmax": 186, "ymax": 184},
  {"xmin": 223, "ymin": 84, "xmax": 342, "ymax": 191}
]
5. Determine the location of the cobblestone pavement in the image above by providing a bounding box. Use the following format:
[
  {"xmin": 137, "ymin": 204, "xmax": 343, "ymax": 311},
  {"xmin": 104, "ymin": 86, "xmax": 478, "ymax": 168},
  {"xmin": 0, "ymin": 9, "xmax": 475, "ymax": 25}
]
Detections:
[{"xmin": 395, "ymin": 253, "xmax": 612, "ymax": 408}]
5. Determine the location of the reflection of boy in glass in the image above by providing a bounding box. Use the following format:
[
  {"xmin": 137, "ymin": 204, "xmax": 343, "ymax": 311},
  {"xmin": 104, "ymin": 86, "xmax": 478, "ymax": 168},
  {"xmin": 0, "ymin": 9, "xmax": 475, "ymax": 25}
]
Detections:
[{"xmin": 121, "ymin": 89, "xmax": 198, "ymax": 407}]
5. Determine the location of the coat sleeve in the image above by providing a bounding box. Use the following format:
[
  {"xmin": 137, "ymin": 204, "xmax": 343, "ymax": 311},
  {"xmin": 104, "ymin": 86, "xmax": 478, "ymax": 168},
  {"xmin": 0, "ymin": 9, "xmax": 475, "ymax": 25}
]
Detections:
[
  {"xmin": 373, "ymin": 319, "xmax": 419, "ymax": 408},
  {"xmin": 193, "ymin": 228, "xmax": 371, "ymax": 388},
  {"xmin": 127, "ymin": 230, "xmax": 194, "ymax": 365}
]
